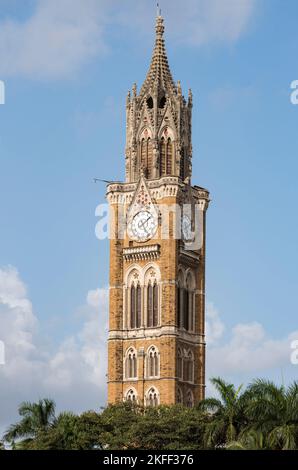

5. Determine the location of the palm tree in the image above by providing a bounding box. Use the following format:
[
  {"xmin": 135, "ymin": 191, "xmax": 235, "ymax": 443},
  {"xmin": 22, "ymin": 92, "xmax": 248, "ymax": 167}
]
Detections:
[
  {"xmin": 226, "ymin": 430, "xmax": 269, "ymax": 450},
  {"xmin": 245, "ymin": 379, "xmax": 298, "ymax": 450},
  {"xmin": 4, "ymin": 398, "xmax": 56, "ymax": 448},
  {"xmin": 198, "ymin": 377, "xmax": 250, "ymax": 448}
]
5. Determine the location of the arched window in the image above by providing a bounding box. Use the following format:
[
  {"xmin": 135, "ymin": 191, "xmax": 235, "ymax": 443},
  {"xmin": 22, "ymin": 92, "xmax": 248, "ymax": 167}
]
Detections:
[
  {"xmin": 131, "ymin": 283, "xmax": 141, "ymax": 329},
  {"xmin": 137, "ymin": 284, "xmax": 141, "ymax": 327},
  {"xmin": 131, "ymin": 285, "xmax": 136, "ymax": 328},
  {"xmin": 147, "ymin": 138, "xmax": 153, "ymax": 178},
  {"xmin": 146, "ymin": 387, "xmax": 159, "ymax": 407},
  {"xmin": 146, "ymin": 96, "xmax": 153, "ymax": 109},
  {"xmin": 153, "ymin": 283, "xmax": 158, "ymax": 326},
  {"xmin": 126, "ymin": 264, "xmax": 161, "ymax": 331},
  {"xmin": 147, "ymin": 282, "xmax": 153, "ymax": 327},
  {"xmin": 147, "ymin": 346, "xmax": 159, "ymax": 378},
  {"xmin": 177, "ymin": 387, "xmax": 183, "ymax": 404},
  {"xmin": 126, "ymin": 389, "xmax": 137, "ymax": 402},
  {"xmin": 125, "ymin": 348, "xmax": 137, "ymax": 379},
  {"xmin": 177, "ymin": 348, "xmax": 183, "ymax": 380},
  {"xmin": 185, "ymin": 272, "xmax": 195, "ymax": 332},
  {"xmin": 141, "ymin": 138, "xmax": 146, "ymax": 170},
  {"xmin": 183, "ymin": 288, "xmax": 189, "ymax": 331},
  {"xmin": 184, "ymin": 350, "xmax": 194, "ymax": 383},
  {"xmin": 147, "ymin": 282, "xmax": 159, "ymax": 327},
  {"xmin": 186, "ymin": 389, "xmax": 194, "ymax": 408},
  {"xmin": 160, "ymin": 137, "xmax": 166, "ymax": 176},
  {"xmin": 140, "ymin": 137, "xmax": 153, "ymax": 178},
  {"xmin": 160, "ymin": 137, "xmax": 173, "ymax": 176},
  {"xmin": 188, "ymin": 350, "xmax": 194, "ymax": 382},
  {"xmin": 177, "ymin": 269, "xmax": 195, "ymax": 332},
  {"xmin": 166, "ymin": 138, "xmax": 172, "ymax": 175}
]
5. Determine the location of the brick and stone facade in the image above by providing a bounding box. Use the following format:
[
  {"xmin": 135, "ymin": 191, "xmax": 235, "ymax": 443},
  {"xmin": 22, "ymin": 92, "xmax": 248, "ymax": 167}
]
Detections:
[{"xmin": 106, "ymin": 13, "xmax": 209, "ymax": 407}]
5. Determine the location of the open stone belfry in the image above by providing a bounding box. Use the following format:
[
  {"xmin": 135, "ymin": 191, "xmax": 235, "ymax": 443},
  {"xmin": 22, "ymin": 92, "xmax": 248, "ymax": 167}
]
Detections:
[{"xmin": 106, "ymin": 13, "xmax": 210, "ymax": 407}]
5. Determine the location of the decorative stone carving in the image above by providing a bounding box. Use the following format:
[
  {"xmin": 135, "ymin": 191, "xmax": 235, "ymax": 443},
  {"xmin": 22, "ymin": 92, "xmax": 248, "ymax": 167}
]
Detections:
[{"xmin": 123, "ymin": 244, "xmax": 161, "ymax": 262}]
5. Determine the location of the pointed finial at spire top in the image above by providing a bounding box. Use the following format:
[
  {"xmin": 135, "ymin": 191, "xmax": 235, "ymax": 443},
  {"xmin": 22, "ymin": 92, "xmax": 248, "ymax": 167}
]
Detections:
[{"xmin": 157, "ymin": 3, "xmax": 162, "ymax": 17}]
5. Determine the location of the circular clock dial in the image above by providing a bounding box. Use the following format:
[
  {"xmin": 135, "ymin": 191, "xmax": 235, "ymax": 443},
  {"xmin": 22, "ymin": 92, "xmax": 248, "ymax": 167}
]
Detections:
[
  {"xmin": 182, "ymin": 215, "xmax": 194, "ymax": 241},
  {"xmin": 129, "ymin": 210, "xmax": 158, "ymax": 241}
]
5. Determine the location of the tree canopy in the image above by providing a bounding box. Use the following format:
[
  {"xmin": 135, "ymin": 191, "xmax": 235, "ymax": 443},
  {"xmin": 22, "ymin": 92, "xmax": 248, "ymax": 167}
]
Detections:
[{"xmin": 2, "ymin": 378, "xmax": 298, "ymax": 450}]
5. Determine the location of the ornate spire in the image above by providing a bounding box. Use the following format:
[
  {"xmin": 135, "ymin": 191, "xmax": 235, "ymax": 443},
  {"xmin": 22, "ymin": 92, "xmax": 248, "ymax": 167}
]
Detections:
[
  {"xmin": 139, "ymin": 14, "xmax": 176, "ymax": 98},
  {"xmin": 125, "ymin": 11, "xmax": 193, "ymax": 184}
]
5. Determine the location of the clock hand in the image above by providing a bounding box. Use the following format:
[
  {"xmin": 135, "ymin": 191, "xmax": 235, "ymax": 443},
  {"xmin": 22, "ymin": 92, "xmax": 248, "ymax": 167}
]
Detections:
[{"xmin": 139, "ymin": 215, "xmax": 151, "ymax": 231}]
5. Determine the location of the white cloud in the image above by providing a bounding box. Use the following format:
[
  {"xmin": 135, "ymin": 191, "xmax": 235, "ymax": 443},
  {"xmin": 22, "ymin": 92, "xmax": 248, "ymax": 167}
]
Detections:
[
  {"xmin": 45, "ymin": 287, "xmax": 108, "ymax": 390},
  {"xmin": 206, "ymin": 304, "xmax": 298, "ymax": 393},
  {"xmin": 0, "ymin": 0, "xmax": 107, "ymax": 80},
  {"xmin": 206, "ymin": 302, "xmax": 225, "ymax": 345},
  {"xmin": 1, "ymin": 265, "xmax": 296, "ymax": 434},
  {"xmin": 0, "ymin": 266, "xmax": 37, "ymax": 361},
  {"xmin": 0, "ymin": 0, "xmax": 257, "ymax": 80},
  {"xmin": 0, "ymin": 267, "xmax": 108, "ymax": 435}
]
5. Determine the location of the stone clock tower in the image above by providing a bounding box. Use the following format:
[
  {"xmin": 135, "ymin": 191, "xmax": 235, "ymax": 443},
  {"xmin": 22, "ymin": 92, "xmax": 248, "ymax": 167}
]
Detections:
[{"xmin": 106, "ymin": 13, "xmax": 209, "ymax": 407}]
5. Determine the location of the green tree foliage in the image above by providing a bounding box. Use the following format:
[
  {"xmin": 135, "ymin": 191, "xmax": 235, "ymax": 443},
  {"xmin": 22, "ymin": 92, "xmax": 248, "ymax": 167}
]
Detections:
[
  {"xmin": 3, "ymin": 379, "xmax": 298, "ymax": 450},
  {"xmin": 4, "ymin": 398, "xmax": 56, "ymax": 449},
  {"xmin": 32, "ymin": 412, "xmax": 80, "ymax": 450},
  {"xmin": 128, "ymin": 405, "xmax": 205, "ymax": 450},
  {"xmin": 245, "ymin": 379, "xmax": 298, "ymax": 450},
  {"xmin": 198, "ymin": 377, "xmax": 251, "ymax": 448}
]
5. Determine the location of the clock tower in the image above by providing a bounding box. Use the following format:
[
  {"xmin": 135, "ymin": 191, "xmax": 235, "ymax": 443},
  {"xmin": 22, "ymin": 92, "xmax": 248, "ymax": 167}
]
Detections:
[{"xmin": 106, "ymin": 13, "xmax": 209, "ymax": 407}]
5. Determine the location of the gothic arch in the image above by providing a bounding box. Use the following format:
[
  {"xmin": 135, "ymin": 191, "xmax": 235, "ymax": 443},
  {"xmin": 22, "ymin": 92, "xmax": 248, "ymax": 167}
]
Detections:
[
  {"xmin": 125, "ymin": 387, "xmax": 138, "ymax": 403},
  {"xmin": 177, "ymin": 386, "xmax": 183, "ymax": 404},
  {"xmin": 124, "ymin": 265, "xmax": 142, "ymax": 329},
  {"xmin": 158, "ymin": 125, "xmax": 175, "ymax": 141},
  {"xmin": 186, "ymin": 389, "xmax": 194, "ymax": 408},
  {"xmin": 138, "ymin": 127, "xmax": 153, "ymax": 178},
  {"xmin": 143, "ymin": 263, "xmax": 161, "ymax": 284},
  {"xmin": 144, "ymin": 263, "xmax": 161, "ymax": 328},
  {"xmin": 177, "ymin": 267, "xmax": 196, "ymax": 332},
  {"xmin": 124, "ymin": 263, "xmax": 161, "ymax": 329},
  {"xmin": 124, "ymin": 347, "xmax": 138, "ymax": 379},
  {"xmin": 159, "ymin": 126, "xmax": 175, "ymax": 177},
  {"xmin": 145, "ymin": 386, "xmax": 160, "ymax": 407},
  {"xmin": 183, "ymin": 349, "xmax": 194, "ymax": 383},
  {"xmin": 146, "ymin": 345, "xmax": 160, "ymax": 378},
  {"xmin": 160, "ymin": 137, "xmax": 173, "ymax": 176},
  {"xmin": 125, "ymin": 264, "xmax": 142, "ymax": 286},
  {"xmin": 146, "ymin": 96, "xmax": 153, "ymax": 109},
  {"xmin": 138, "ymin": 126, "xmax": 153, "ymax": 141},
  {"xmin": 185, "ymin": 268, "xmax": 196, "ymax": 289},
  {"xmin": 185, "ymin": 269, "xmax": 196, "ymax": 332}
]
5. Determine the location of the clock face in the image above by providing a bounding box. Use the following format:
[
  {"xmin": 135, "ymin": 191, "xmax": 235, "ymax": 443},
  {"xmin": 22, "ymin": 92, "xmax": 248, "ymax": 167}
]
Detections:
[
  {"xmin": 182, "ymin": 215, "xmax": 194, "ymax": 241},
  {"xmin": 129, "ymin": 210, "xmax": 158, "ymax": 242}
]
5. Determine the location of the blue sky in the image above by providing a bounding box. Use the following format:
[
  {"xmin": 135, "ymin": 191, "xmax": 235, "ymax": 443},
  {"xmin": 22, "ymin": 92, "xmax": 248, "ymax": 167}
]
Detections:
[{"xmin": 0, "ymin": 0, "xmax": 297, "ymax": 430}]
